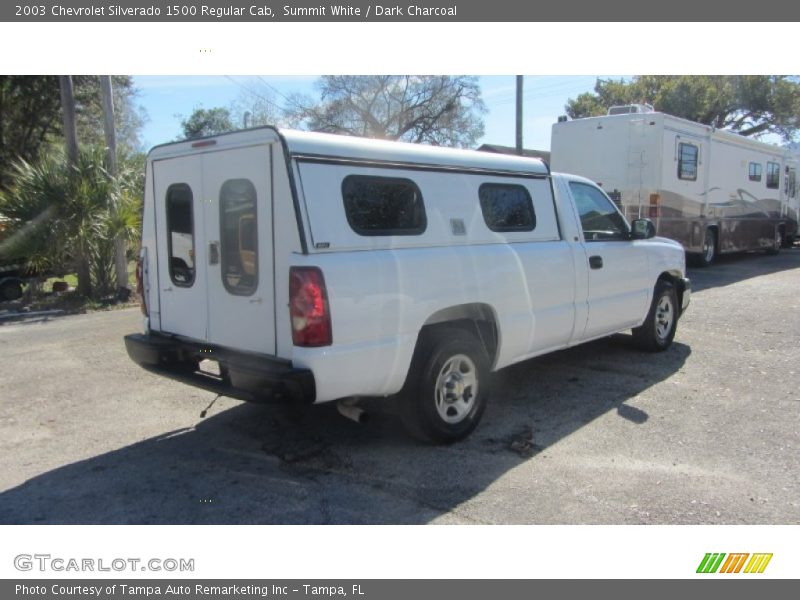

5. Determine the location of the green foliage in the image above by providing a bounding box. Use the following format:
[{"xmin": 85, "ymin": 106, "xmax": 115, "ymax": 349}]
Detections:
[
  {"xmin": 0, "ymin": 146, "xmax": 142, "ymax": 298},
  {"xmin": 285, "ymin": 75, "xmax": 487, "ymax": 148},
  {"xmin": 0, "ymin": 76, "xmax": 64, "ymax": 190},
  {"xmin": 0, "ymin": 75, "xmax": 147, "ymax": 190},
  {"xmin": 180, "ymin": 106, "xmax": 235, "ymax": 139},
  {"xmin": 72, "ymin": 75, "xmax": 147, "ymax": 152},
  {"xmin": 566, "ymin": 76, "xmax": 800, "ymax": 142}
]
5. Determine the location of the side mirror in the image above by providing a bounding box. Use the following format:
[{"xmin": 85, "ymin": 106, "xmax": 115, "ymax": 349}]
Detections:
[{"xmin": 631, "ymin": 218, "xmax": 656, "ymax": 240}]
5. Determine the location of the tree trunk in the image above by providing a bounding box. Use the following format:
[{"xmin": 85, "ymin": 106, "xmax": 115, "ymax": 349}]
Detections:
[
  {"xmin": 100, "ymin": 75, "xmax": 129, "ymax": 293},
  {"xmin": 58, "ymin": 76, "xmax": 79, "ymax": 167},
  {"xmin": 75, "ymin": 244, "xmax": 92, "ymax": 298}
]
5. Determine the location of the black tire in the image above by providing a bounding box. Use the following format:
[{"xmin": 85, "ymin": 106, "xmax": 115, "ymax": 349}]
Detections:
[
  {"xmin": 398, "ymin": 327, "xmax": 490, "ymax": 444},
  {"xmin": 765, "ymin": 227, "xmax": 782, "ymax": 255},
  {"xmin": 632, "ymin": 279, "xmax": 679, "ymax": 352},
  {"xmin": 0, "ymin": 279, "xmax": 23, "ymax": 302},
  {"xmin": 691, "ymin": 228, "xmax": 717, "ymax": 267},
  {"xmin": 780, "ymin": 229, "xmax": 793, "ymax": 249}
]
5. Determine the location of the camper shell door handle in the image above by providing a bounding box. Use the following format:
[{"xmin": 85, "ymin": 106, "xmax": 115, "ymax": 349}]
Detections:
[{"xmin": 208, "ymin": 241, "xmax": 220, "ymax": 265}]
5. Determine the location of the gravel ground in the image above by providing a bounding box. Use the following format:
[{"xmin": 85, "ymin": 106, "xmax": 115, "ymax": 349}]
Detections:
[{"xmin": 0, "ymin": 249, "xmax": 798, "ymax": 524}]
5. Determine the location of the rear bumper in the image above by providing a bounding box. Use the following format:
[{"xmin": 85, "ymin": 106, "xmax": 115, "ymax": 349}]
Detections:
[{"xmin": 124, "ymin": 333, "xmax": 316, "ymax": 404}]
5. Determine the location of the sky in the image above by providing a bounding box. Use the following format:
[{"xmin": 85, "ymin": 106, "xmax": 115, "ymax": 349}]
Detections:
[{"xmin": 134, "ymin": 75, "xmax": 606, "ymax": 152}]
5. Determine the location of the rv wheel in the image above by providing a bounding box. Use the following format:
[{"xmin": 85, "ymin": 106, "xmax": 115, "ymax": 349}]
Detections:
[
  {"xmin": 399, "ymin": 327, "xmax": 490, "ymax": 444},
  {"xmin": 694, "ymin": 228, "xmax": 717, "ymax": 267},
  {"xmin": 765, "ymin": 227, "xmax": 782, "ymax": 255},
  {"xmin": 633, "ymin": 279, "xmax": 678, "ymax": 352}
]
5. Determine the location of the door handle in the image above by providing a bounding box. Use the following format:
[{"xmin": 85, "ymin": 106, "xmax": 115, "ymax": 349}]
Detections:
[
  {"xmin": 162, "ymin": 286, "xmax": 173, "ymax": 292},
  {"xmin": 249, "ymin": 297, "xmax": 263, "ymax": 304},
  {"xmin": 589, "ymin": 255, "xmax": 604, "ymax": 269},
  {"xmin": 208, "ymin": 241, "xmax": 220, "ymax": 265}
]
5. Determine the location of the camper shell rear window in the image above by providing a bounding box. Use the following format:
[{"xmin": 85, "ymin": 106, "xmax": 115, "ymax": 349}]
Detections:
[
  {"xmin": 165, "ymin": 184, "xmax": 196, "ymax": 287},
  {"xmin": 220, "ymin": 178, "xmax": 258, "ymax": 296},
  {"xmin": 342, "ymin": 175, "xmax": 426, "ymax": 236}
]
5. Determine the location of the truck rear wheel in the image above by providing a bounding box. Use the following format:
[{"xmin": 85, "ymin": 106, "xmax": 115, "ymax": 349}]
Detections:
[
  {"xmin": 399, "ymin": 327, "xmax": 490, "ymax": 443},
  {"xmin": 632, "ymin": 279, "xmax": 678, "ymax": 352}
]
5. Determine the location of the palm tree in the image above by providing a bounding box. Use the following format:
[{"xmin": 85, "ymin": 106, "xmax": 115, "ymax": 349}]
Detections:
[{"xmin": 0, "ymin": 146, "xmax": 141, "ymax": 298}]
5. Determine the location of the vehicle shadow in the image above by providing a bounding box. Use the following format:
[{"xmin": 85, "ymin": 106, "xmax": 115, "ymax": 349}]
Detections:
[
  {"xmin": 0, "ymin": 336, "xmax": 690, "ymax": 524},
  {"xmin": 689, "ymin": 247, "xmax": 800, "ymax": 293}
]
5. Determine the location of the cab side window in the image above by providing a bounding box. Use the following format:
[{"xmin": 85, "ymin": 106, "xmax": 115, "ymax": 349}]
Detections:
[{"xmin": 569, "ymin": 182, "xmax": 629, "ymax": 241}]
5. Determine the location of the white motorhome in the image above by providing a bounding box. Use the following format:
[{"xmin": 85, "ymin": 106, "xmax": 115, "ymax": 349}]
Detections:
[
  {"xmin": 126, "ymin": 128, "xmax": 689, "ymax": 442},
  {"xmin": 551, "ymin": 108, "xmax": 799, "ymax": 265}
]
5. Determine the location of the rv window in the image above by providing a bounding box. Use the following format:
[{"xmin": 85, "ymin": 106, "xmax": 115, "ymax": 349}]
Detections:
[
  {"xmin": 166, "ymin": 184, "xmax": 196, "ymax": 287},
  {"xmin": 219, "ymin": 179, "xmax": 258, "ymax": 296},
  {"xmin": 677, "ymin": 143, "xmax": 698, "ymax": 181},
  {"xmin": 342, "ymin": 175, "xmax": 426, "ymax": 236},
  {"xmin": 479, "ymin": 183, "xmax": 536, "ymax": 232},
  {"xmin": 569, "ymin": 181, "xmax": 629, "ymax": 241},
  {"xmin": 788, "ymin": 169, "xmax": 797, "ymax": 199},
  {"xmin": 766, "ymin": 162, "xmax": 780, "ymax": 189},
  {"xmin": 748, "ymin": 162, "xmax": 762, "ymax": 182}
]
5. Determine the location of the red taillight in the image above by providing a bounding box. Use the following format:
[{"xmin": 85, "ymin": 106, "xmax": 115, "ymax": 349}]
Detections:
[
  {"xmin": 135, "ymin": 257, "xmax": 148, "ymax": 317},
  {"xmin": 289, "ymin": 267, "xmax": 332, "ymax": 347}
]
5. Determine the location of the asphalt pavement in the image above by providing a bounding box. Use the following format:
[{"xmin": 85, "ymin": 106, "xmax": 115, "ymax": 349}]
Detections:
[{"xmin": 0, "ymin": 249, "xmax": 798, "ymax": 524}]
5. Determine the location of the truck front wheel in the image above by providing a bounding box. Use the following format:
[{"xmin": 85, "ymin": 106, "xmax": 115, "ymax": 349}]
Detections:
[
  {"xmin": 399, "ymin": 327, "xmax": 490, "ymax": 444},
  {"xmin": 632, "ymin": 279, "xmax": 678, "ymax": 352}
]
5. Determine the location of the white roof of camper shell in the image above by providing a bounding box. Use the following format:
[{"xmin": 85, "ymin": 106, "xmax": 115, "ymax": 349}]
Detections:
[
  {"xmin": 148, "ymin": 126, "xmax": 550, "ymax": 176},
  {"xmin": 279, "ymin": 129, "xmax": 549, "ymax": 174}
]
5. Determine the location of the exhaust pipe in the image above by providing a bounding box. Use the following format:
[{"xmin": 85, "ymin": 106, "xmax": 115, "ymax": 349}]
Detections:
[{"xmin": 337, "ymin": 398, "xmax": 368, "ymax": 424}]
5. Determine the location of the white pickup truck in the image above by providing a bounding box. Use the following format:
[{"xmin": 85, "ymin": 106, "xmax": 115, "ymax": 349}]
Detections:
[{"xmin": 125, "ymin": 128, "xmax": 690, "ymax": 443}]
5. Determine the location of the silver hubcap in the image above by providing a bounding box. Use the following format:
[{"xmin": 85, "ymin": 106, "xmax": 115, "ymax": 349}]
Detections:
[
  {"xmin": 655, "ymin": 295, "xmax": 674, "ymax": 341},
  {"xmin": 435, "ymin": 354, "xmax": 478, "ymax": 424}
]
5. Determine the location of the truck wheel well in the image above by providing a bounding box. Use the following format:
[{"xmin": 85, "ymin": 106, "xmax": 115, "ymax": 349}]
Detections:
[
  {"xmin": 420, "ymin": 303, "xmax": 499, "ymax": 367},
  {"xmin": 657, "ymin": 272, "xmax": 685, "ymax": 314}
]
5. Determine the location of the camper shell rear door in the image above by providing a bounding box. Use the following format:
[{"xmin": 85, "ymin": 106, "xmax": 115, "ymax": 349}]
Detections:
[{"xmin": 152, "ymin": 142, "xmax": 276, "ymax": 356}]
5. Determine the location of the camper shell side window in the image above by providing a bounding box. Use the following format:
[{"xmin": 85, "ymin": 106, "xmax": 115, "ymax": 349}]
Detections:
[
  {"xmin": 342, "ymin": 175, "xmax": 426, "ymax": 236},
  {"xmin": 166, "ymin": 183, "xmax": 196, "ymax": 287},
  {"xmin": 478, "ymin": 183, "xmax": 536, "ymax": 232}
]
